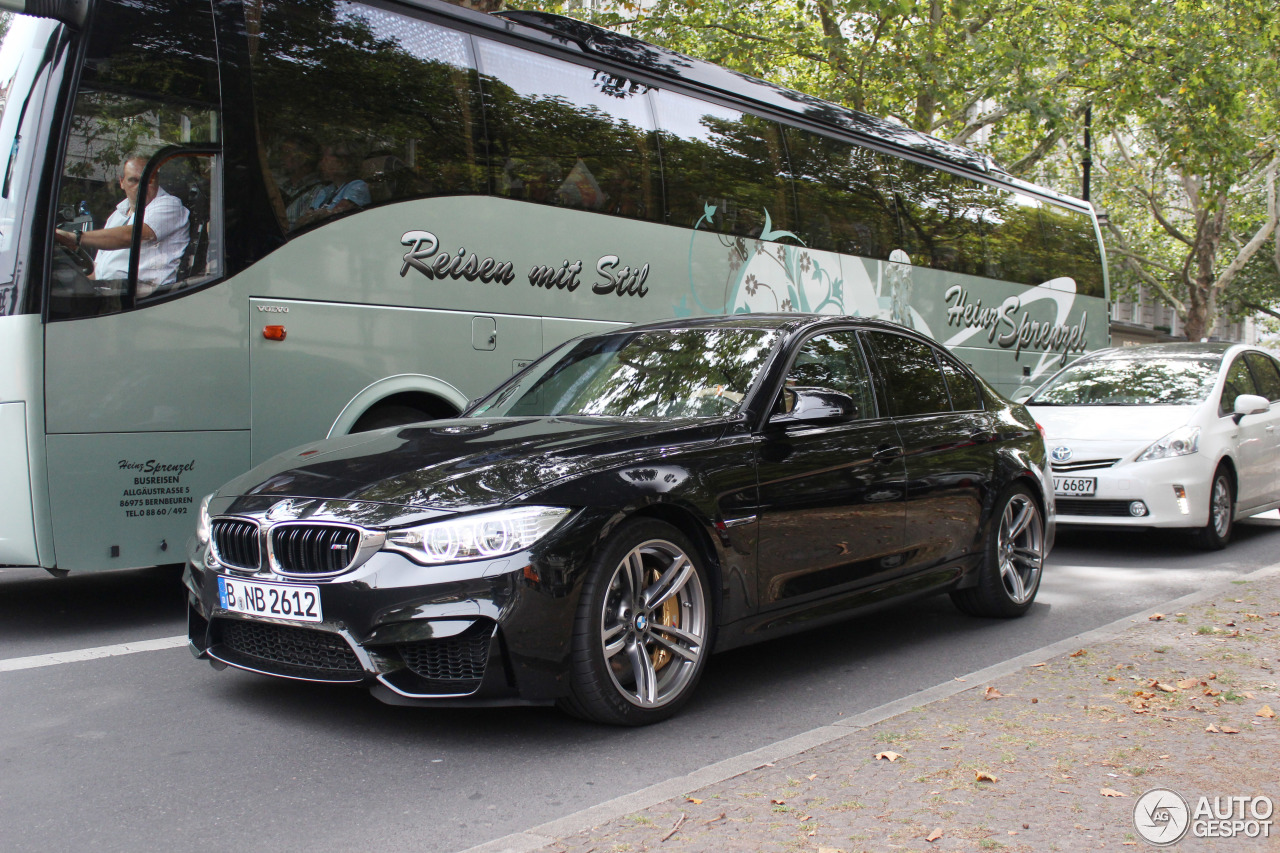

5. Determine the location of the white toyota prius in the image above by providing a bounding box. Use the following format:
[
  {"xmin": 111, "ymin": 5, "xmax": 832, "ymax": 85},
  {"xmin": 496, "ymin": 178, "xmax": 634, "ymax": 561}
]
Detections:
[{"xmin": 1025, "ymin": 342, "xmax": 1280, "ymax": 549}]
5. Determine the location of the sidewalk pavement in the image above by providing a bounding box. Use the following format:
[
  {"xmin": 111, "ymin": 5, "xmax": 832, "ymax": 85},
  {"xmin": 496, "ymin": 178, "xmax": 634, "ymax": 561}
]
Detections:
[{"xmin": 477, "ymin": 564, "xmax": 1280, "ymax": 853}]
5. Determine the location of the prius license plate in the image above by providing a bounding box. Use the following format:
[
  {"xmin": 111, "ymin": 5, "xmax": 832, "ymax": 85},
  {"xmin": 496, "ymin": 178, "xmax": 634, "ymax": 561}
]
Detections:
[
  {"xmin": 218, "ymin": 577, "xmax": 322, "ymax": 622},
  {"xmin": 1053, "ymin": 476, "xmax": 1096, "ymax": 497}
]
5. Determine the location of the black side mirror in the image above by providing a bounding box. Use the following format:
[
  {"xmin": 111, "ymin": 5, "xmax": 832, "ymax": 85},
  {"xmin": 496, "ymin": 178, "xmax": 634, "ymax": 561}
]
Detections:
[{"xmin": 769, "ymin": 386, "xmax": 858, "ymax": 427}]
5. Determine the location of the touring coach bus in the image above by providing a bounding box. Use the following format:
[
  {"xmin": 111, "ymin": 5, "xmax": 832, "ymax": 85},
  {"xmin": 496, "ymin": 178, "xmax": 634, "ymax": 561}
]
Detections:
[{"xmin": 0, "ymin": 0, "xmax": 1107, "ymax": 575}]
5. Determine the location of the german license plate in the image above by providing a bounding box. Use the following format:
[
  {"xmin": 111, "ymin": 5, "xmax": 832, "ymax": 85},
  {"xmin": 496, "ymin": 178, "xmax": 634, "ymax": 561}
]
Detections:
[
  {"xmin": 218, "ymin": 577, "xmax": 322, "ymax": 622},
  {"xmin": 1053, "ymin": 476, "xmax": 1097, "ymax": 497}
]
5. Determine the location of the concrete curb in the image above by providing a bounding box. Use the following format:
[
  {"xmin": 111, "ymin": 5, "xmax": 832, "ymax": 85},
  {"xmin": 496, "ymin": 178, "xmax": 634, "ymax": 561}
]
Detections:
[{"xmin": 461, "ymin": 560, "xmax": 1280, "ymax": 853}]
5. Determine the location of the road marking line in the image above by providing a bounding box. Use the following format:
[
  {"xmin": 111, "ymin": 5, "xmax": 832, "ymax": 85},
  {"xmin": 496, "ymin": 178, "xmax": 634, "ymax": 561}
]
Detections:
[{"xmin": 0, "ymin": 635, "xmax": 187, "ymax": 673}]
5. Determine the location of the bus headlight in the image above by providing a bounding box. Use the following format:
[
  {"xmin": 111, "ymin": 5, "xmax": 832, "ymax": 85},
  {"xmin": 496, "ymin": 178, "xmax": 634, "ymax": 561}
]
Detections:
[
  {"xmin": 1136, "ymin": 426, "xmax": 1199, "ymax": 462},
  {"xmin": 196, "ymin": 493, "xmax": 215, "ymax": 545},
  {"xmin": 384, "ymin": 506, "xmax": 570, "ymax": 565}
]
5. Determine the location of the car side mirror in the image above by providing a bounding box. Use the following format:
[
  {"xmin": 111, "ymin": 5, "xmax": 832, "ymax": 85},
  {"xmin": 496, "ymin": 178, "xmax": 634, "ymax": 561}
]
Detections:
[
  {"xmin": 1232, "ymin": 393, "xmax": 1271, "ymax": 423},
  {"xmin": 769, "ymin": 387, "xmax": 857, "ymax": 427}
]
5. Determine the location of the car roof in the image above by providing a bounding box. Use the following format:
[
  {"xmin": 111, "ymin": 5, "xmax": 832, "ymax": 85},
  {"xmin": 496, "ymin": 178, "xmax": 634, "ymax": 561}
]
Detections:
[
  {"xmin": 1087, "ymin": 342, "xmax": 1238, "ymax": 361},
  {"xmin": 608, "ymin": 314, "xmax": 924, "ymax": 336}
]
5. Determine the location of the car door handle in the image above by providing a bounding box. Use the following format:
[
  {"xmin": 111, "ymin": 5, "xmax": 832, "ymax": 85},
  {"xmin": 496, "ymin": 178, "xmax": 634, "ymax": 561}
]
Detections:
[{"xmin": 872, "ymin": 444, "xmax": 903, "ymax": 461}]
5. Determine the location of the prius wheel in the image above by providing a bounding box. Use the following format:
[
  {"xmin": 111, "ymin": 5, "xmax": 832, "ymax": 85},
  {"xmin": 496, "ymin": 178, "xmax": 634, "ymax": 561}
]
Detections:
[
  {"xmin": 561, "ymin": 520, "xmax": 712, "ymax": 726},
  {"xmin": 951, "ymin": 484, "xmax": 1045, "ymax": 618},
  {"xmin": 1191, "ymin": 467, "xmax": 1234, "ymax": 551}
]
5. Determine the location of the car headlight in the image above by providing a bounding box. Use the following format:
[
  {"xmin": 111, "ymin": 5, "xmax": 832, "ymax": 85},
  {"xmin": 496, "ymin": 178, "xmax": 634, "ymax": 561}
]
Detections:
[
  {"xmin": 384, "ymin": 506, "xmax": 571, "ymax": 565},
  {"xmin": 196, "ymin": 493, "xmax": 215, "ymax": 545},
  {"xmin": 1136, "ymin": 426, "xmax": 1200, "ymax": 462}
]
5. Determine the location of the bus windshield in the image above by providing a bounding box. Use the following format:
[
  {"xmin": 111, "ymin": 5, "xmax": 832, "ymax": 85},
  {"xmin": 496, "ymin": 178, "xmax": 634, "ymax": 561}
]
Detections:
[{"xmin": 0, "ymin": 15, "xmax": 60, "ymax": 315}]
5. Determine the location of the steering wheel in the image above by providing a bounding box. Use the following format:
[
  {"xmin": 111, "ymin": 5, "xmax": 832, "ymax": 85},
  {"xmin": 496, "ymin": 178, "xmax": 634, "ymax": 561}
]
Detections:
[{"xmin": 59, "ymin": 241, "xmax": 95, "ymax": 277}]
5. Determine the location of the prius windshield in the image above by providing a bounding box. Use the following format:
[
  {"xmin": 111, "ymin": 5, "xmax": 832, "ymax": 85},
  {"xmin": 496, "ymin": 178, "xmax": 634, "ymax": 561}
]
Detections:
[
  {"xmin": 1029, "ymin": 356, "xmax": 1221, "ymax": 406},
  {"xmin": 470, "ymin": 327, "xmax": 779, "ymax": 419}
]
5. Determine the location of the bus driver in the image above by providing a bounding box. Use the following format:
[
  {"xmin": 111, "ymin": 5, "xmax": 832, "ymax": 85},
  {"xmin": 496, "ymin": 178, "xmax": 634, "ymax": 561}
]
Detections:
[{"xmin": 55, "ymin": 156, "xmax": 190, "ymax": 297}]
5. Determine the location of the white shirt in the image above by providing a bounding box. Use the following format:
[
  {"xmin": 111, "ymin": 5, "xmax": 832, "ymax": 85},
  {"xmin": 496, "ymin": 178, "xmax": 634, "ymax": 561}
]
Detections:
[{"xmin": 93, "ymin": 187, "xmax": 190, "ymax": 291}]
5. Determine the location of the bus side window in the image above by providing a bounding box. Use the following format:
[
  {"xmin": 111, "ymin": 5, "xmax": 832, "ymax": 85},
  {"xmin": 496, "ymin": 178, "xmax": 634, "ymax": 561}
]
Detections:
[
  {"xmin": 247, "ymin": 3, "xmax": 484, "ymax": 233},
  {"xmin": 652, "ymin": 90, "xmax": 797, "ymax": 238},
  {"xmin": 475, "ymin": 39, "xmax": 659, "ymax": 221},
  {"xmin": 784, "ymin": 128, "xmax": 899, "ymax": 259}
]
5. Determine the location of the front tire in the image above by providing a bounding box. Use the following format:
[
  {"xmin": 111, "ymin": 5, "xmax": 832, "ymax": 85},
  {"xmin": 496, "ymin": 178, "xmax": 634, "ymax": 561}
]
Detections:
[
  {"xmin": 560, "ymin": 519, "xmax": 712, "ymax": 725},
  {"xmin": 951, "ymin": 484, "xmax": 1045, "ymax": 618},
  {"xmin": 1191, "ymin": 466, "xmax": 1234, "ymax": 550}
]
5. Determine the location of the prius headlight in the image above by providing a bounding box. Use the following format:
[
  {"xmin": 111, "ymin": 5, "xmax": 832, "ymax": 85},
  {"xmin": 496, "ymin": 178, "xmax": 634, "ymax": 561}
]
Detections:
[
  {"xmin": 196, "ymin": 493, "xmax": 215, "ymax": 545},
  {"xmin": 384, "ymin": 506, "xmax": 571, "ymax": 564},
  {"xmin": 1136, "ymin": 426, "xmax": 1200, "ymax": 462}
]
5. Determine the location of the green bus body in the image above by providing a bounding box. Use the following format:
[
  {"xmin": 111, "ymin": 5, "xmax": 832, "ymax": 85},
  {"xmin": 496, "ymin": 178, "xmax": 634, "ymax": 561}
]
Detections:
[{"xmin": 0, "ymin": 0, "xmax": 1107, "ymax": 574}]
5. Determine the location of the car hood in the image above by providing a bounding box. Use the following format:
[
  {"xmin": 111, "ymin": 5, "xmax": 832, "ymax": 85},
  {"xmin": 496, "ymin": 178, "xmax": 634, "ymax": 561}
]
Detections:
[
  {"xmin": 1026, "ymin": 404, "xmax": 1198, "ymax": 443},
  {"xmin": 217, "ymin": 416, "xmax": 729, "ymax": 512}
]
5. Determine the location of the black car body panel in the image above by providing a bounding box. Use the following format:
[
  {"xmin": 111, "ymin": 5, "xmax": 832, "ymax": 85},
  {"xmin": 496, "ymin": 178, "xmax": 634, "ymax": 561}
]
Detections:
[{"xmin": 186, "ymin": 314, "xmax": 1053, "ymax": 713}]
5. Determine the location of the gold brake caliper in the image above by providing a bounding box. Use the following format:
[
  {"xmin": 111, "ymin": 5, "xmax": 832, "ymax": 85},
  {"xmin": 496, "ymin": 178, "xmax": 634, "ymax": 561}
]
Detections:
[{"xmin": 650, "ymin": 569, "xmax": 680, "ymax": 671}]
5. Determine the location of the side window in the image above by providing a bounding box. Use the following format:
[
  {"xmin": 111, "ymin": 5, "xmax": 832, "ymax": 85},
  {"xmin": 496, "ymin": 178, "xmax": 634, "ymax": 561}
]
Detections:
[
  {"xmin": 49, "ymin": 0, "xmax": 220, "ymax": 320},
  {"xmin": 1244, "ymin": 352, "xmax": 1280, "ymax": 402},
  {"xmin": 862, "ymin": 331, "xmax": 951, "ymax": 417},
  {"xmin": 652, "ymin": 90, "xmax": 796, "ymax": 237},
  {"xmin": 477, "ymin": 39, "xmax": 658, "ymax": 219},
  {"xmin": 1221, "ymin": 356, "xmax": 1259, "ymax": 415},
  {"xmin": 777, "ymin": 331, "xmax": 876, "ymax": 419},
  {"xmin": 1040, "ymin": 203, "xmax": 1105, "ymax": 297},
  {"xmin": 939, "ymin": 352, "xmax": 982, "ymax": 411},
  {"xmin": 248, "ymin": 2, "xmax": 483, "ymax": 233},
  {"xmin": 892, "ymin": 163, "xmax": 996, "ymax": 278},
  {"xmin": 783, "ymin": 128, "xmax": 899, "ymax": 258}
]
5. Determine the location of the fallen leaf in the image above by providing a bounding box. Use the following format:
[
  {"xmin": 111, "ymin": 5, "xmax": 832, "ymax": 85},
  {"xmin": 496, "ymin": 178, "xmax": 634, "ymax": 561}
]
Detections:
[
  {"xmin": 925, "ymin": 828, "xmax": 944, "ymax": 842},
  {"xmin": 1070, "ymin": 649, "xmax": 1087, "ymax": 657},
  {"xmin": 1154, "ymin": 682, "xmax": 1177, "ymax": 693},
  {"xmin": 799, "ymin": 814, "xmax": 812, "ymax": 821},
  {"xmin": 1258, "ymin": 706, "xmax": 1276, "ymax": 718},
  {"xmin": 1204, "ymin": 688, "xmax": 1221, "ymax": 697},
  {"xmin": 1206, "ymin": 724, "xmax": 1220, "ymax": 732},
  {"xmin": 1030, "ymin": 662, "xmax": 1046, "ymax": 667},
  {"xmin": 875, "ymin": 751, "xmax": 901, "ymax": 762},
  {"xmin": 1107, "ymin": 676, "xmax": 1118, "ymax": 682},
  {"xmin": 1176, "ymin": 679, "xmax": 1198, "ymax": 689},
  {"xmin": 1031, "ymin": 698, "xmax": 1039, "ymax": 704},
  {"xmin": 975, "ymin": 771, "xmax": 999, "ymax": 782},
  {"xmin": 817, "ymin": 848, "xmax": 844, "ymax": 853},
  {"xmin": 808, "ymin": 773, "xmax": 818, "ymax": 781},
  {"xmin": 1221, "ymin": 726, "xmax": 1241, "ymax": 734},
  {"xmin": 1101, "ymin": 788, "xmax": 1128, "ymax": 798},
  {"xmin": 686, "ymin": 797, "xmax": 702, "ymax": 805},
  {"xmin": 984, "ymin": 686, "xmax": 1003, "ymax": 700},
  {"xmin": 770, "ymin": 799, "xmax": 785, "ymax": 805},
  {"xmin": 1149, "ymin": 613, "xmax": 1164, "ymax": 621}
]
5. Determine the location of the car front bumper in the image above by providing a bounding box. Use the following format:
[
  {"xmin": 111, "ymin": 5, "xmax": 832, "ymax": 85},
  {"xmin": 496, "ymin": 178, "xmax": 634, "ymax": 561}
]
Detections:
[
  {"xmin": 1051, "ymin": 453, "xmax": 1213, "ymax": 529},
  {"xmin": 183, "ymin": 516, "xmax": 602, "ymax": 707}
]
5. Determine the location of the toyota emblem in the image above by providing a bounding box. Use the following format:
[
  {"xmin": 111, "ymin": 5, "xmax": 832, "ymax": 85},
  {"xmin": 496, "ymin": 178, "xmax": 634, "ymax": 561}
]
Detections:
[{"xmin": 1051, "ymin": 446, "xmax": 1073, "ymax": 463}]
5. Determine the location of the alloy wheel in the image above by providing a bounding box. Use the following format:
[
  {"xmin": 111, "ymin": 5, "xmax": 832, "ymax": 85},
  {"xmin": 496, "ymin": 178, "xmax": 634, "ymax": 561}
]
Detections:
[
  {"xmin": 599, "ymin": 538, "xmax": 707, "ymax": 709},
  {"xmin": 997, "ymin": 493, "xmax": 1044, "ymax": 605}
]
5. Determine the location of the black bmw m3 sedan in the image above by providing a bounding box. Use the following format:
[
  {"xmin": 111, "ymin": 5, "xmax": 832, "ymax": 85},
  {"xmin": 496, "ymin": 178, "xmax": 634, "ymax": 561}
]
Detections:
[{"xmin": 186, "ymin": 315, "xmax": 1054, "ymax": 725}]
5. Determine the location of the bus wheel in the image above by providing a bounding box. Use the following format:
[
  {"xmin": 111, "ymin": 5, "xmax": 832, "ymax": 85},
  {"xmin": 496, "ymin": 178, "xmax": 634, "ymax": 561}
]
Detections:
[{"xmin": 351, "ymin": 404, "xmax": 433, "ymax": 432}]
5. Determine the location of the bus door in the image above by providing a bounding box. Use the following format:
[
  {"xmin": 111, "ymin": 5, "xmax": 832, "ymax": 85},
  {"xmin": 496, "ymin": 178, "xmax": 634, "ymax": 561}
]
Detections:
[{"xmin": 41, "ymin": 0, "xmax": 247, "ymax": 573}]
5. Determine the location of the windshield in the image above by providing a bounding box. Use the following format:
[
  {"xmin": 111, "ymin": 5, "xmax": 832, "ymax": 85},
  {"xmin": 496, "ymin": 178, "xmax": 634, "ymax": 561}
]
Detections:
[
  {"xmin": 0, "ymin": 15, "xmax": 61, "ymax": 315},
  {"xmin": 469, "ymin": 328, "xmax": 780, "ymax": 419},
  {"xmin": 1028, "ymin": 356, "xmax": 1221, "ymax": 406}
]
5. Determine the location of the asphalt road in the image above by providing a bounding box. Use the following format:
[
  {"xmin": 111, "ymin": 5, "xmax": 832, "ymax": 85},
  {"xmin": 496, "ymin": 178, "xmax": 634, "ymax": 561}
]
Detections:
[{"xmin": 3, "ymin": 513, "xmax": 1278, "ymax": 853}]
